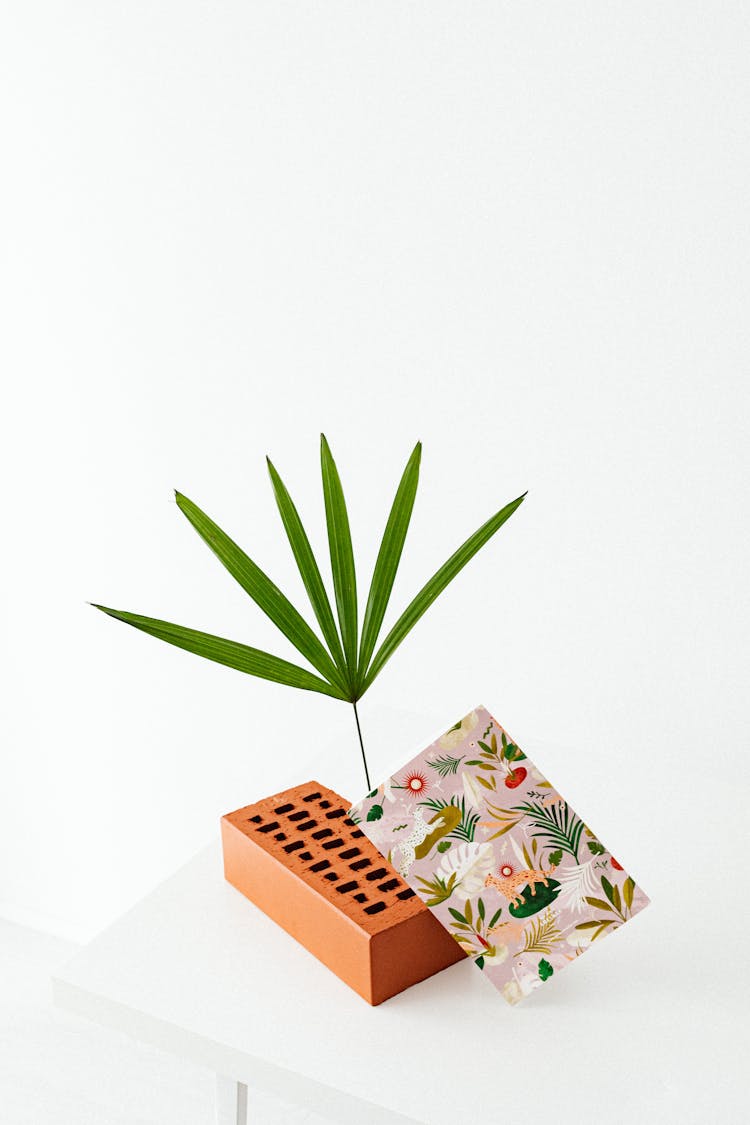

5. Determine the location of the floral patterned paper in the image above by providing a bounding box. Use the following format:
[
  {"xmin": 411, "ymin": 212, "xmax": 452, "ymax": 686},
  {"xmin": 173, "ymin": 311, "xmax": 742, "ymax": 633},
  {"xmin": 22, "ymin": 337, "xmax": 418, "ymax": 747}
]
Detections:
[{"xmin": 349, "ymin": 706, "xmax": 649, "ymax": 1005}]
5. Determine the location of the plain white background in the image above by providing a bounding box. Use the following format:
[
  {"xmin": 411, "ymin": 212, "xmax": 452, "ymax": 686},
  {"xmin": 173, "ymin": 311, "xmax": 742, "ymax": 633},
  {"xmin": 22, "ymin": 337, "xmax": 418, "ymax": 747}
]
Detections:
[{"xmin": 0, "ymin": 2, "xmax": 748, "ymax": 1115}]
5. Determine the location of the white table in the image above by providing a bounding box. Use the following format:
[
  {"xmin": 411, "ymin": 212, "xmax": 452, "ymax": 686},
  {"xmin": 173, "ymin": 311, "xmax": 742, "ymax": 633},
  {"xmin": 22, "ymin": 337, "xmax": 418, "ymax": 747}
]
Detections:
[{"xmin": 52, "ymin": 843, "xmax": 737, "ymax": 1125}]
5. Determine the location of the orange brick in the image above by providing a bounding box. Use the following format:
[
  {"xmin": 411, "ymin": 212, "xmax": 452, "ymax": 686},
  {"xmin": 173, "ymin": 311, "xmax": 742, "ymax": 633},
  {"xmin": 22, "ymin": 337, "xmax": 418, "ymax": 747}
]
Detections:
[{"xmin": 221, "ymin": 780, "xmax": 466, "ymax": 1004}]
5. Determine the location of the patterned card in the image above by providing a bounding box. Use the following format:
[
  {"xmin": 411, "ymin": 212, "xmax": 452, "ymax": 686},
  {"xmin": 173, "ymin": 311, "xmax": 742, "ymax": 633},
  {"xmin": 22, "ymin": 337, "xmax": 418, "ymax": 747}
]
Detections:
[{"xmin": 349, "ymin": 706, "xmax": 649, "ymax": 1004}]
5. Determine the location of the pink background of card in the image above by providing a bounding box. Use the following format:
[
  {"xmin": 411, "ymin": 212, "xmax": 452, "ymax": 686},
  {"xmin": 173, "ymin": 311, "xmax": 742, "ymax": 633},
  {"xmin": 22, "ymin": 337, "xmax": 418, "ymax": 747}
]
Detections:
[{"xmin": 350, "ymin": 705, "xmax": 649, "ymax": 1004}]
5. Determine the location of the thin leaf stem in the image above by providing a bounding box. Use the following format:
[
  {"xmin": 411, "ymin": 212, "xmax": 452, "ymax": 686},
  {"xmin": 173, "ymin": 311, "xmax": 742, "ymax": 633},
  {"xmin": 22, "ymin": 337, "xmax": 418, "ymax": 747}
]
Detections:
[{"xmin": 352, "ymin": 701, "xmax": 371, "ymax": 791}]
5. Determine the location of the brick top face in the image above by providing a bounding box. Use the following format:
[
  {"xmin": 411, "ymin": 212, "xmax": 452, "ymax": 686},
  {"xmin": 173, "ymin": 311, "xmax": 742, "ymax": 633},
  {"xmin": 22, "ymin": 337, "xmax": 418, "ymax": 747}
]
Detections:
[{"xmin": 223, "ymin": 781, "xmax": 424, "ymax": 935}]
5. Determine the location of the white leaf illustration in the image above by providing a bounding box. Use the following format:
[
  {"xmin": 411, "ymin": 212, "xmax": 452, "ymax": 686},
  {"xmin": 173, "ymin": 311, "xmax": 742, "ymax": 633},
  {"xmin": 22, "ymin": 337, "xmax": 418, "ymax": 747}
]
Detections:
[{"xmin": 438, "ymin": 841, "xmax": 494, "ymax": 895}]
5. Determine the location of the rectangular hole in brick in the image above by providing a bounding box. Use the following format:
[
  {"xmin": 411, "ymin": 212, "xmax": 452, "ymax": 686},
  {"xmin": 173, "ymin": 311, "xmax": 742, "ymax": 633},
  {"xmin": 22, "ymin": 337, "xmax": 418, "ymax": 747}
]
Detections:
[
  {"xmin": 349, "ymin": 858, "xmax": 371, "ymax": 872},
  {"xmin": 351, "ymin": 830, "xmax": 364, "ymax": 838},
  {"xmin": 274, "ymin": 832, "xmax": 287, "ymax": 842},
  {"xmin": 299, "ymin": 851, "xmax": 313, "ymax": 861},
  {"xmin": 274, "ymin": 803, "xmax": 294, "ymax": 815},
  {"xmin": 377, "ymin": 878, "xmax": 400, "ymax": 893},
  {"xmin": 335, "ymin": 880, "xmax": 358, "ymax": 894},
  {"xmin": 310, "ymin": 860, "xmax": 330, "ymax": 872},
  {"xmin": 257, "ymin": 821, "xmax": 279, "ymax": 834},
  {"xmin": 343, "ymin": 817, "xmax": 355, "ymax": 827},
  {"xmin": 353, "ymin": 893, "xmax": 367, "ymax": 903},
  {"xmin": 325, "ymin": 809, "xmax": 345, "ymax": 820},
  {"xmin": 312, "ymin": 828, "xmax": 333, "ymax": 840},
  {"xmin": 295, "ymin": 820, "xmax": 317, "ymax": 832},
  {"xmin": 283, "ymin": 840, "xmax": 304, "ymax": 854},
  {"xmin": 322, "ymin": 838, "xmax": 344, "ymax": 850},
  {"xmin": 339, "ymin": 847, "xmax": 361, "ymax": 860},
  {"xmin": 303, "ymin": 792, "xmax": 322, "ymax": 802},
  {"xmin": 365, "ymin": 867, "xmax": 388, "ymax": 881},
  {"xmin": 288, "ymin": 811, "xmax": 309, "ymax": 822},
  {"xmin": 397, "ymin": 888, "xmax": 416, "ymax": 900},
  {"xmin": 319, "ymin": 799, "xmax": 331, "ymax": 808},
  {"xmin": 247, "ymin": 815, "xmax": 263, "ymax": 823},
  {"xmin": 364, "ymin": 901, "xmax": 387, "ymax": 915},
  {"xmin": 324, "ymin": 871, "xmax": 339, "ymax": 881}
]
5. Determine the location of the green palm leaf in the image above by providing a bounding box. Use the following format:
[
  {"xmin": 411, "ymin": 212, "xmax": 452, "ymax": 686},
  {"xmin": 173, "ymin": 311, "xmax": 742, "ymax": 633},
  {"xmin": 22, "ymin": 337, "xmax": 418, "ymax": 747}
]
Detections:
[
  {"xmin": 361, "ymin": 492, "xmax": 526, "ymax": 691},
  {"xmin": 175, "ymin": 491, "xmax": 347, "ymax": 696},
  {"xmin": 517, "ymin": 909, "xmax": 562, "ymax": 956},
  {"xmin": 265, "ymin": 457, "xmax": 348, "ymax": 682},
  {"xmin": 420, "ymin": 796, "xmax": 479, "ymax": 843},
  {"xmin": 91, "ymin": 607, "xmax": 348, "ymax": 698},
  {"xmin": 513, "ymin": 800, "xmax": 583, "ymax": 862},
  {"xmin": 427, "ymin": 753, "xmax": 465, "ymax": 778},
  {"xmin": 320, "ymin": 435, "xmax": 358, "ymax": 692},
  {"xmin": 357, "ymin": 441, "xmax": 421, "ymax": 690},
  {"xmin": 93, "ymin": 439, "xmax": 528, "ymax": 789}
]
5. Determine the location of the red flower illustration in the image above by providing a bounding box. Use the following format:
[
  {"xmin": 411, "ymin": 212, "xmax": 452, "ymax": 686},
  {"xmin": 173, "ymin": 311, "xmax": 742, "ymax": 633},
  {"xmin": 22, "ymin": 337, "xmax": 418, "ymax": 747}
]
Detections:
[
  {"xmin": 504, "ymin": 766, "xmax": 527, "ymax": 789},
  {"xmin": 401, "ymin": 770, "xmax": 428, "ymax": 796},
  {"xmin": 500, "ymin": 863, "xmax": 514, "ymax": 878}
]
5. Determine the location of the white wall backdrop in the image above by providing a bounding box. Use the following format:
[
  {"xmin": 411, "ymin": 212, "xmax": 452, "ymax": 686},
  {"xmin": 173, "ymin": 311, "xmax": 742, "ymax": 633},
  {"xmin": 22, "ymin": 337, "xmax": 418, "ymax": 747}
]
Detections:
[{"xmin": 1, "ymin": 1, "xmax": 748, "ymax": 945}]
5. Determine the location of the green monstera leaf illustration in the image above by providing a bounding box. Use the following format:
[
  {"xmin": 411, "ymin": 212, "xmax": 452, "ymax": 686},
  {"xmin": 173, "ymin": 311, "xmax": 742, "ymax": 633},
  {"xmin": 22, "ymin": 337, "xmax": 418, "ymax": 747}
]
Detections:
[
  {"xmin": 538, "ymin": 958, "xmax": 554, "ymax": 981},
  {"xmin": 508, "ymin": 878, "xmax": 561, "ymax": 918}
]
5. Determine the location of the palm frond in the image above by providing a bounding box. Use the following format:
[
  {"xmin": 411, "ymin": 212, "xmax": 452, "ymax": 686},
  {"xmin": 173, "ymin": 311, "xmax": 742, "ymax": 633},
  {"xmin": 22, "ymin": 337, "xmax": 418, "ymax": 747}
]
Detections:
[
  {"xmin": 419, "ymin": 795, "xmax": 480, "ymax": 843},
  {"xmin": 357, "ymin": 441, "xmax": 421, "ymax": 690},
  {"xmin": 266, "ymin": 457, "xmax": 348, "ymax": 681},
  {"xmin": 94, "ymin": 439, "xmax": 527, "ymax": 787},
  {"xmin": 174, "ymin": 492, "xmax": 347, "ymax": 695},
  {"xmin": 91, "ymin": 606, "xmax": 348, "ymax": 698},
  {"xmin": 361, "ymin": 492, "xmax": 526, "ymax": 691},
  {"xmin": 414, "ymin": 870, "xmax": 457, "ymax": 906},
  {"xmin": 320, "ymin": 435, "xmax": 358, "ymax": 692},
  {"xmin": 427, "ymin": 753, "xmax": 465, "ymax": 778},
  {"xmin": 513, "ymin": 799, "xmax": 583, "ymax": 862},
  {"xmin": 516, "ymin": 908, "xmax": 562, "ymax": 956}
]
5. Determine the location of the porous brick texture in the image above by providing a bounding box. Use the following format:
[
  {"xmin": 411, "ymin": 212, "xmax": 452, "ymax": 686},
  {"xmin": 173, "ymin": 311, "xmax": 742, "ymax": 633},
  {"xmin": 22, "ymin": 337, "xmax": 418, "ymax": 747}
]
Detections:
[{"xmin": 221, "ymin": 780, "xmax": 465, "ymax": 1004}]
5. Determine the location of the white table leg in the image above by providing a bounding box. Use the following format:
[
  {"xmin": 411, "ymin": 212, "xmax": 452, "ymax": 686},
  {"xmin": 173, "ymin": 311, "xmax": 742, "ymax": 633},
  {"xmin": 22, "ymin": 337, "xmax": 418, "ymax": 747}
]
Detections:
[{"xmin": 215, "ymin": 1074, "xmax": 248, "ymax": 1125}]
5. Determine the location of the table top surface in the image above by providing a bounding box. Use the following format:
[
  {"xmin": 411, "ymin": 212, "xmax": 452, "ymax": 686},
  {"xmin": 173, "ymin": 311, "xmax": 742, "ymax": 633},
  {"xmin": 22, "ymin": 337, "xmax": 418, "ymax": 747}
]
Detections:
[{"xmin": 52, "ymin": 839, "xmax": 741, "ymax": 1125}]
